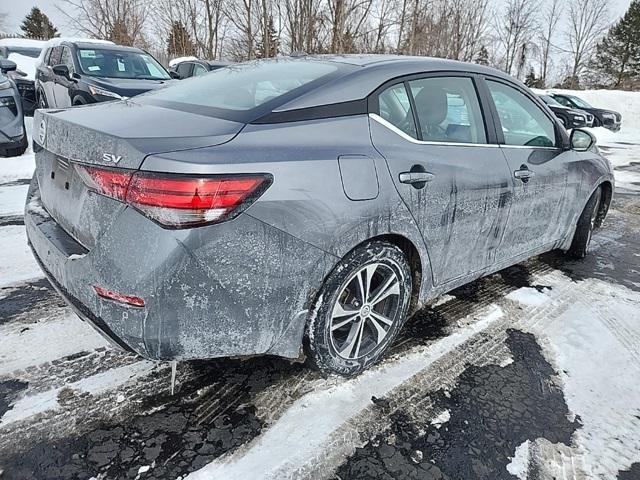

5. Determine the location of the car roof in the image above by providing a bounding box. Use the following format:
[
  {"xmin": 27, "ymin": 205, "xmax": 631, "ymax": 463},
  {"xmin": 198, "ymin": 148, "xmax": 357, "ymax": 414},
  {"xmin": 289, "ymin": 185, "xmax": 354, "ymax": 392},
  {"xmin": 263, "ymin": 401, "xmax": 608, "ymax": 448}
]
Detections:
[
  {"xmin": 70, "ymin": 42, "xmax": 143, "ymax": 53},
  {"xmin": 273, "ymin": 54, "xmax": 518, "ymax": 113}
]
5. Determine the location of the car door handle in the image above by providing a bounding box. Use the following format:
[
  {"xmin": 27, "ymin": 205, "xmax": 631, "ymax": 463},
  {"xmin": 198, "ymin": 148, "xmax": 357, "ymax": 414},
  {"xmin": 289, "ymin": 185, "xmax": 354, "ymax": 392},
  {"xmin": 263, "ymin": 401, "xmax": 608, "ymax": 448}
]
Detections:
[
  {"xmin": 514, "ymin": 166, "xmax": 534, "ymax": 183},
  {"xmin": 399, "ymin": 172, "xmax": 435, "ymax": 185}
]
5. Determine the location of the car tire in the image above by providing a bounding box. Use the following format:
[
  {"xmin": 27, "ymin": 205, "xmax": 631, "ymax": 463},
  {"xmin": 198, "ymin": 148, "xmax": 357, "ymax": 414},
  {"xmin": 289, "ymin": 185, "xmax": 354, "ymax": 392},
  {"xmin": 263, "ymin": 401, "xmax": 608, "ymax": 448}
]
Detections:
[
  {"xmin": 305, "ymin": 241, "xmax": 412, "ymax": 376},
  {"xmin": 568, "ymin": 186, "xmax": 602, "ymax": 259},
  {"xmin": 0, "ymin": 145, "xmax": 27, "ymax": 157}
]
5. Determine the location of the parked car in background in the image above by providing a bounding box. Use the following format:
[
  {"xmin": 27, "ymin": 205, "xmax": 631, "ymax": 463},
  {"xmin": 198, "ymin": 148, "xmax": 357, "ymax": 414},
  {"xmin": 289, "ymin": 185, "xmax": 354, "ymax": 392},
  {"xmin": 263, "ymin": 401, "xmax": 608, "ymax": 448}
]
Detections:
[
  {"xmin": 0, "ymin": 38, "xmax": 46, "ymax": 116},
  {"xmin": 538, "ymin": 94, "xmax": 593, "ymax": 129},
  {"xmin": 35, "ymin": 39, "xmax": 174, "ymax": 108},
  {"xmin": 26, "ymin": 56, "xmax": 613, "ymax": 376},
  {"xmin": 550, "ymin": 93, "xmax": 622, "ymax": 132},
  {"xmin": 170, "ymin": 58, "xmax": 232, "ymax": 79},
  {"xmin": 0, "ymin": 59, "xmax": 27, "ymax": 157}
]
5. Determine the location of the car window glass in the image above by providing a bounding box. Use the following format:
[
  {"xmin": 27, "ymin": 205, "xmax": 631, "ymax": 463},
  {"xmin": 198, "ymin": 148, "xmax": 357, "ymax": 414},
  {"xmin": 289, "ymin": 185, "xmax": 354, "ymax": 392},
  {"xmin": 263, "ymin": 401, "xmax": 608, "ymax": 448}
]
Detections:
[
  {"xmin": 76, "ymin": 49, "xmax": 170, "ymax": 80},
  {"xmin": 48, "ymin": 47, "xmax": 62, "ymax": 66},
  {"xmin": 377, "ymin": 83, "xmax": 417, "ymax": 138},
  {"xmin": 487, "ymin": 81, "xmax": 556, "ymax": 148},
  {"xmin": 60, "ymin": 46, "xmax": 75, "ymax": 74},
  {"xmin": 176, "ymin": 62, "xmax": 192, "ymax": 78},
  {"xmin": 553, "ymin": 96, "xmax": 572, "ymax": 107},
  {"xmin": 409, "ymin": 76, "xmax": 486, "ymax": 144},
  {"xmin": 139, "ymin": 59, "xmax": 339, "ymax": 111},
  {"xmin": 193, "ymin": 64, "xmax": 208, "ymax": 76}
]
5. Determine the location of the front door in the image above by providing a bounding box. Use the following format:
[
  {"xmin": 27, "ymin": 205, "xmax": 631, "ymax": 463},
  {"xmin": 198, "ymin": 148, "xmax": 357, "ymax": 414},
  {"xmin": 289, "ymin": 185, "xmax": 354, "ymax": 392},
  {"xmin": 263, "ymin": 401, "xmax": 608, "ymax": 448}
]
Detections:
[
  {"xmin": 52, "ymin": 46, "xmax": 74, "ymax": 108},
  {"xmin": 483, "ymin": 79, "xmax": 573, "ymax": 259},
  {"xmin": 369, "ymin": 75, "xmax": 513, "ymax": 286}
]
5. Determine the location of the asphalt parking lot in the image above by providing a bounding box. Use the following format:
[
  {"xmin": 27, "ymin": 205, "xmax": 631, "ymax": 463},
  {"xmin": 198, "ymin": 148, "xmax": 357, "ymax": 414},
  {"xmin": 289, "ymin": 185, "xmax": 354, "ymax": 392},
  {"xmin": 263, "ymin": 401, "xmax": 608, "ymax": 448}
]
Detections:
[{"xmin": 0, "ymin": 128, "xmax": 639, "ymax": 479}]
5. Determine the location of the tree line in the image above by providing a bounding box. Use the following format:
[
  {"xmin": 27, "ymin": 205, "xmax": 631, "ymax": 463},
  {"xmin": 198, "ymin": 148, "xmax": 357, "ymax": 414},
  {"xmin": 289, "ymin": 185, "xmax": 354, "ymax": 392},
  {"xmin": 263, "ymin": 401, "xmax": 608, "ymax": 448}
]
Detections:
[{"xmin": 10, "ymin": 0, "xmax": 640, "ymax": 90}]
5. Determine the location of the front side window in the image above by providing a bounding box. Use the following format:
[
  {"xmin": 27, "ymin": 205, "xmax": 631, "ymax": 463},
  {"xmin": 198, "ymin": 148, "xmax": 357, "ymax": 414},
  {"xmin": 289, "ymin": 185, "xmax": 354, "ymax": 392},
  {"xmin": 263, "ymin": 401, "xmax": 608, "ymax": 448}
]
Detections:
[
  {"xmin": 487, "ymin": 80, "xmax": 556, "ymax": 148},
  {"xmin": 193, "ymin": 64, "xmax": 208, "ymax": 76},
  {"xmin": 76, "ymin": 48, "xmax": 170, "ymax": 80},
  {"xmin": 377, "ymin": 83, "xmax": 417, "ymax": 138},
  {"xmin": 48, "ymin": 47, "xmax": 62, "ymax": 66},
  {"xmin": 60, "ymin": 46, "xmax": 75, "ymax": 74},
  {"xmin": 408, "ymin": 77, "xmax": 486, "ymax": 144}
]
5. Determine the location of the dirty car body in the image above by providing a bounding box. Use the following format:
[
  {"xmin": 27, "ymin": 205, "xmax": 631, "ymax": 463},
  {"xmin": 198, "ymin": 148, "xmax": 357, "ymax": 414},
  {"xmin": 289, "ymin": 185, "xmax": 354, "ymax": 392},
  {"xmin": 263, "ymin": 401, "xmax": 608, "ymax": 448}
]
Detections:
[{"xmin": 25, "ymin": 56, "xmax": 614, "ymax": 370}]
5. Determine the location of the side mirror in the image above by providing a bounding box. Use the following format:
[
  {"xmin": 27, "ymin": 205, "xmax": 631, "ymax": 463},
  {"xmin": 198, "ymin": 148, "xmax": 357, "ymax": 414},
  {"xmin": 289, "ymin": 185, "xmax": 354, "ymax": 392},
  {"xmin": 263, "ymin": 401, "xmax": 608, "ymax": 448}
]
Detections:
[
  {"xmin": 169, "ymin": 70, "xmax": 180, "ymax": 80},
  {"xmin": 52, "ymin": 64, "xmax": 71, "ymax": 80},
  {"xmin": 570, "ymin": 129, "xmax": 596, "ymax": 152},
  {"xmin": 0, "ymin": 59, "xmax": 17, "ymax": 74}
]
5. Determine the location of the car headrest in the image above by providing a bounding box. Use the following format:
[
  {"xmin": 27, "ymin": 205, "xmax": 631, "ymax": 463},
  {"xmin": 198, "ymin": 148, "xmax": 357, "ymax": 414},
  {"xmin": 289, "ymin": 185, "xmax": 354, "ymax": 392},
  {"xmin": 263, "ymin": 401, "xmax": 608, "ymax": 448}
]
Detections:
[{"xmin": 414, "ymin": 87, "xmax": 448, "ymax": 127}]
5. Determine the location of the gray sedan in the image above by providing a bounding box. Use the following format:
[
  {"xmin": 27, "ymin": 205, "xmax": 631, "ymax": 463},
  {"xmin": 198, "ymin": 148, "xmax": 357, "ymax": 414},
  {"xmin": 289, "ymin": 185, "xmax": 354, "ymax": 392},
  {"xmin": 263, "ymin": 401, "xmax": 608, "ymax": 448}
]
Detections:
[{"xmin": 25, "ymin": 56, "xmax": 613, "ymax": 376}]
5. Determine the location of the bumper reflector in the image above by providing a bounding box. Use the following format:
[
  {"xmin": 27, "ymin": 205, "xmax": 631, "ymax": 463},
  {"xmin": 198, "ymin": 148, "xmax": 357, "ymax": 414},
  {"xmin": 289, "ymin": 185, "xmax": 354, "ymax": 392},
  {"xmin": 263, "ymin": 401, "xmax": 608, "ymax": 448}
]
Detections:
[{"xmin": 94, "ymin": 286, "xmax": 145, "ymax": 307}]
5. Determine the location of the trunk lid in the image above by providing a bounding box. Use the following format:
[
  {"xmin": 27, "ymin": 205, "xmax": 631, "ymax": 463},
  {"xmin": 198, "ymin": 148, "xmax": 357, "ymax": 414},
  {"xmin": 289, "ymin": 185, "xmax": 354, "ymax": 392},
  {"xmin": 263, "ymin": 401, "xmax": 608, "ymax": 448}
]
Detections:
[{"xmin": 33, "ymin": 102, "xmax": 244, "ymax": 248}]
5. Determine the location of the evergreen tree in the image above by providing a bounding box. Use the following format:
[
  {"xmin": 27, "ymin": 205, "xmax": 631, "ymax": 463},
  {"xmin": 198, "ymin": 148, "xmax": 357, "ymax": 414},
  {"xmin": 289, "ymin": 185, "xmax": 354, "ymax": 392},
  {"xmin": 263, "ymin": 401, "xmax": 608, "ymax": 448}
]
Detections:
[
  {"xmin": 20, "ymin": 7, "xmax": 58, "ymax": 39},
  {"xmin": 592, "ymin": 0, "xmax": 640, "ymax": 89},
  {"xmin": 475, "ymin": 46, "xmax": 489, "ymax": 66},
  {"xmin": 524, "ymin": 68, "xmax": 544, "ymax": 88},
  {"xmin": 167, "ymin": 22, "xmax": 197, "ymax": 57}
]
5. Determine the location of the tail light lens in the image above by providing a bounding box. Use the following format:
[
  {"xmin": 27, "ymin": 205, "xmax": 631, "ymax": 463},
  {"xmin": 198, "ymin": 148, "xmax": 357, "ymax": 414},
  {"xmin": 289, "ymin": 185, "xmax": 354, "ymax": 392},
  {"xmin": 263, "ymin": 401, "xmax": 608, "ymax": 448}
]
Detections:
[{"xmin": 75, "ymin": 165, "xmax": 272, "ymax": 228}]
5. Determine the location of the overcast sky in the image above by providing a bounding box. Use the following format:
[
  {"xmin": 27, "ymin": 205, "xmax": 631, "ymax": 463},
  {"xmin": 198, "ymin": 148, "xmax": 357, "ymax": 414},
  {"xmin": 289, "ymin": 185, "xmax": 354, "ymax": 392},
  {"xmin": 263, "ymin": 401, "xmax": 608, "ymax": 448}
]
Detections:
[{"xmin": 1, "ymin": 0, "xmax": 634, "ymax": 38}]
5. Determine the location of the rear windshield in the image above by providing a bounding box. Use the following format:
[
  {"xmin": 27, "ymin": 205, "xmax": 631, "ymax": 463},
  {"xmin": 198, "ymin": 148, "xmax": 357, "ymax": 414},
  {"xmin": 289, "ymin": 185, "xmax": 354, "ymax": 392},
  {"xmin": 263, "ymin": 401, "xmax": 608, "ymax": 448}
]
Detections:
[
  {"xmin": 77, "ymin": 48, "xmax": 170, "ymax": 80},
  {"xmin": 136, "ymin": 59, "xmax": 343, "ymax": 120}
]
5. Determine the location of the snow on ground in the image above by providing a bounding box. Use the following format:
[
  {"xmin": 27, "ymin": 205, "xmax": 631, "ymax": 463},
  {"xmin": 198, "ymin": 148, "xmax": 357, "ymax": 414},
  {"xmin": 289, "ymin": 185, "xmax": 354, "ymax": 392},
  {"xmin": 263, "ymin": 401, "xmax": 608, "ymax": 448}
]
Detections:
[
  {"xmin": 0, "ymin": 312, "xmax": 108, "ymax": 376},
  {"xmin": 0, "ymin": 225, "xmax": 42, "ymax": 288},
  {"xmin": 0, "ymin": 184, "xmax": 28, "ymax": 216},
  {"xmin": 0, "ymin": 117, "xmax": 34, "ymax": 184},
  {"xmin": 186, "ymin": 306, "xmax": 505, "ymax": 480}
]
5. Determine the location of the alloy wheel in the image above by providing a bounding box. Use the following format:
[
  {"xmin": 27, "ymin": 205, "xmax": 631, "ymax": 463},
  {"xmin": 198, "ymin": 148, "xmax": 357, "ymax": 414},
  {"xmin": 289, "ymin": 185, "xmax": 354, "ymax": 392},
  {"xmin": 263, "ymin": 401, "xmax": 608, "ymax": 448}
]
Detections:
[{"xmin": 329, "ymin": 262, "xmax": 402, "ymax": 360}]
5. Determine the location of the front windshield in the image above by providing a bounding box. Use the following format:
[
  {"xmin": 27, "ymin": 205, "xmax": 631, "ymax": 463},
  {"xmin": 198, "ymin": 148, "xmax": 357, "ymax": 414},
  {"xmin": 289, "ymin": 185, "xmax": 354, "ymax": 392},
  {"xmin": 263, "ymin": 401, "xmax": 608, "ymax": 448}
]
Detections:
[
  {"xmin": 5, "ymin": 47, "xmax": 41, "ymax": 58},
  {"xmin": 541, "ymin": 95, "xmax": 564, "ymax": 107},
  {"xmin": 137, "ymin": 59, "xmax": 340, "ymax": 112},
  {"xmin": 568, "ymin": 95, "xmax": 593, "ymax": 109},
  {"xmin": 76, "ymin": 48, "xmax": 170, "ymax": 80}
]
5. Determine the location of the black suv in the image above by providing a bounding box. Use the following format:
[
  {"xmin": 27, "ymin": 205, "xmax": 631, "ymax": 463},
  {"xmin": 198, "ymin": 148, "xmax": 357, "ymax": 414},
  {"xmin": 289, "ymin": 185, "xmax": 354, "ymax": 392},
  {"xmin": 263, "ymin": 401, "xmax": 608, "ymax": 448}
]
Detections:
[
  {"xmin": 36, "ymin": 41, "xmax": 175, "ymax": 108},
  {"xmin": 171, "ymin": 59, "xmax": 231, "ymax": 79},
  {"xmin": 538, "ymin": 94, "xmax": 593, "ymax": 129},
  {"xmin": 550, "ymin": 93, "xmax": 622, "ymax": 132}
]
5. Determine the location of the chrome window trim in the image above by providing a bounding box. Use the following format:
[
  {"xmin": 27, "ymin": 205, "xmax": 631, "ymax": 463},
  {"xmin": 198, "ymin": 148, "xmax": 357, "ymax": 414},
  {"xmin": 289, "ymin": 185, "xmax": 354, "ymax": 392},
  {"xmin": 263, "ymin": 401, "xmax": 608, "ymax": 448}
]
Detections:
[{"xmin": 369, "ymin": 113, "xmax": 500, "ymax": 149}]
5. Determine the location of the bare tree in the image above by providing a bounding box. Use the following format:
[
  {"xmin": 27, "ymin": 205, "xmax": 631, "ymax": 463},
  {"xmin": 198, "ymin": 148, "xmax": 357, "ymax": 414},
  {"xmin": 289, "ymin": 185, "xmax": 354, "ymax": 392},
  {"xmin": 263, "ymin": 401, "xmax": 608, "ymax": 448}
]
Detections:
[
  {"xmin": 566, "ymin": 0, "xmax": 609, "ymax": 88},
  {"xmin": 58, "ymin": 0, "xmax": 148, "ymax": 46},
  {"xmin": 494, "ymin": 0, "xmax": 538, "ymax": 77},
  {"xmin": 538, "ymin": 0, "xmax": 562, "ymax": 87}
]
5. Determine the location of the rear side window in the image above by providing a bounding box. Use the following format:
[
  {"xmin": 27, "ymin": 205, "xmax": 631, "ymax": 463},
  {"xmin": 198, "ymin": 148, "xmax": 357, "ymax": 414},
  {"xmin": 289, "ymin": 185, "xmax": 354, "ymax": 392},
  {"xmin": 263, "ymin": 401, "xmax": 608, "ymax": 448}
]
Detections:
[
  {"xmin": 377, "ymin": 83, "xmax": 417, "ymax": 138},
  {"xmin": 487, "ymin": 80, "xmax": 556, "ymax": 148},
  {"xmin": 408, "ymin": 77, "xmax": 486, "ymax": 144},
  {"xmin": 139, "ymin": 59, "xmax": 339, "ymax": 112},
  {"xmin": 193, "ymin": 64, "xmax": 208, "ymax": 76}
]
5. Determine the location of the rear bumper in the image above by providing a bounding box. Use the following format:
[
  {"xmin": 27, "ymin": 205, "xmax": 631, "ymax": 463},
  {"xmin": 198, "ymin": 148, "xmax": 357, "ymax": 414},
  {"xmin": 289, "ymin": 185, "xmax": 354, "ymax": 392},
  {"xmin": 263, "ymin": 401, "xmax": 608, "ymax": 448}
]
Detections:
[{"xmin": 25, "ymin": 178, "xmax": 335, "ymax": 361}]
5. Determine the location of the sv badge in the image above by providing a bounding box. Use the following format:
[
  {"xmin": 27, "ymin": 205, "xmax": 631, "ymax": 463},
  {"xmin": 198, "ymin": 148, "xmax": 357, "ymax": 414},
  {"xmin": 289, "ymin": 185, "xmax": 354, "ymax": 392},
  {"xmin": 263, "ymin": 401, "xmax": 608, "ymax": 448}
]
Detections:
[{"xmin": 102, "ymin": 153, "xmax": 123, "ymax": 164}]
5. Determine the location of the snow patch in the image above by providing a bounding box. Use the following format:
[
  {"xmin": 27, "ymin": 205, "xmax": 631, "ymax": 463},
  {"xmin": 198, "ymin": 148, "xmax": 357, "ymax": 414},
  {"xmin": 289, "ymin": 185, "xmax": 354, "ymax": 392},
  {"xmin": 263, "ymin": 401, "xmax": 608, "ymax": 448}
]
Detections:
[
  {"xmin": 169, "ymin": 56, "xmax": 199, "ymax": 67},
  {"xmin": 0, "ymin": 184, "xmax": 28, "ymax": 217},
  {"xmin": 0, "ymin": 225, "xmax": 42, "ymax": 288},
  {"xmin": 7, "ymin": 53, "xmax": 39, "ymax": 81},
  {"xmin": 506, "ymin": 440, "xmax": 530, "ymax": 479},
  {"xmin": 506, "ymin": 287, "xmax": 550, "ymax": 307},
  {"xmin": 430, "ymin": 409, "xmax": 450, "ymax": 428}
]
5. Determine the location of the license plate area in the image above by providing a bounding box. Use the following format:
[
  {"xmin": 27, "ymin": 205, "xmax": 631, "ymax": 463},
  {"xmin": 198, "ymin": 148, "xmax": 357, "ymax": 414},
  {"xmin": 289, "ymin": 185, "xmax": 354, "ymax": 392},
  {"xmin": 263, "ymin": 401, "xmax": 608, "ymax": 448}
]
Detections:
[{"xmin": 51, "ymin": 157, "xmax": 72, "ymax": 191}]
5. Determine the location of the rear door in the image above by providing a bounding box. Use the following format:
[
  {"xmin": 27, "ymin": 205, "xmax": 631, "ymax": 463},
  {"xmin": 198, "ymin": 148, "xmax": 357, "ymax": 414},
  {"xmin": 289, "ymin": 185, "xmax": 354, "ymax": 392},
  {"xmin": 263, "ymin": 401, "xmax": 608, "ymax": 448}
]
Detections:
[
  {"xmin": 369, "ymin": 74, "xmax": 513, "ymax": 286},
  {"xmin": 482, "ymin": 78, "xmax": 574, "ymax": 258}
]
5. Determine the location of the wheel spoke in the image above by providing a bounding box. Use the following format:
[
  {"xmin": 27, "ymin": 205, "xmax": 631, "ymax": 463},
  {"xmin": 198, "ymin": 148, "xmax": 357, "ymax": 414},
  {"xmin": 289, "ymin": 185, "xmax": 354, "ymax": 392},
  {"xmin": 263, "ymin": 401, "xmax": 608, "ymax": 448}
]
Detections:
[
  {"xmin": 355, "ymin": 270, "xmax": 366, "ymax": 304},
  {"xmin": 368, "ymin": 315, "xmax": 388, "ymax": 344},
  {"xmin": 370, "ymin": 310, "xmax": 394, "ymax": 326},
  {"xmin": 333, "ymin": 302, "xmax": 358, "ymax": 318},
  {"xmin": 331, "ymin": 313, "xmax": 359, "ymax": 331},
  {"xmin": 369, "ymin": 275, "xmax": 400, "ymax": 306},
  {"xmin": 363, "ymin": 264, "xmax": 378, "ymax": 302},
  {"xmin": 339, "ymin": 320, "xmax": 363, "ymax": 358}
]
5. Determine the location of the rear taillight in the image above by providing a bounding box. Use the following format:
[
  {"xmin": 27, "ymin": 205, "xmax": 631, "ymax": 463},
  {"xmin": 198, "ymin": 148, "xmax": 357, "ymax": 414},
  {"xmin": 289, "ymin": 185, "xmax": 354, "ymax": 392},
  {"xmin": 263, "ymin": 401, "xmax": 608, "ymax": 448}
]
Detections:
[{"xmin": 75, "ymin": 165, "xmax": 272, "ymax": 228}]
